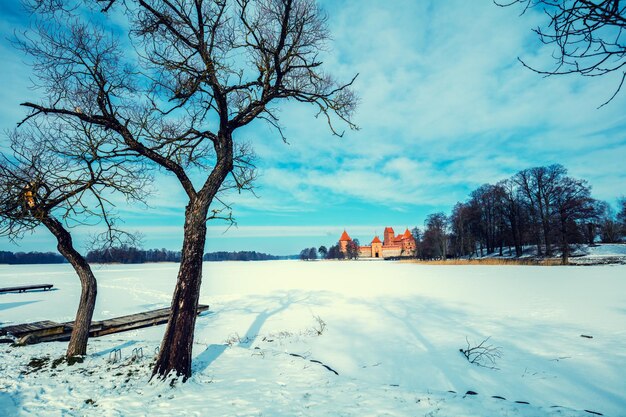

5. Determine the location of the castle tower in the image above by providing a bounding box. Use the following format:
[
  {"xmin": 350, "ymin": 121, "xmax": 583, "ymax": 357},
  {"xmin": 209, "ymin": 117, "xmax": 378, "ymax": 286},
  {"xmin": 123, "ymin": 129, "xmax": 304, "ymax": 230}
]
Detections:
[
  {"xmin": 402, "ymin": 228, "xmax": 416, "ymax": 253},
  {"xmin": 371, "ymin": 236, "xmax": 383, "ymax": 258},
  {"xmin": 339, "ymin": 230, "xmax": 351, "ymax": 253},
  {"xmin": 383, "ymin": 227, "xmax": 395, "ymax": 246}
]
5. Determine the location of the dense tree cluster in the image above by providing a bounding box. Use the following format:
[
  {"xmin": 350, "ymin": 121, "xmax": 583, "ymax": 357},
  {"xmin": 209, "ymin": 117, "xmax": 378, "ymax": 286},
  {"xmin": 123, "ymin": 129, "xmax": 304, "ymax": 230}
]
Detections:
[
  {"xmin": 85, "ymin": 246, "xmax": 281, "ymax": 263},
  {"xmin": 0, "ymin": 250, "xmax": 66, "ymax": 264},
  {"xmin": 414, "ymin": 165, "xmax": 624, "ymax": 264},
  {"xmin": 86, "ymin": 246, "xmax": 181, "ymax": 264},
  {"xmin": 299, "ymin": 247, "xmax": 318, "ymax": 260},
  {"xmin": 203, "ymin": 251, "xmax": 281, "ymax": 262},
  {"xmin": 325, "ymin": 244, "xmax": 345, "ymax": 260},
  {"xmin": 300, "ymin": 241, "xmax": 362, "ymax": 260}
]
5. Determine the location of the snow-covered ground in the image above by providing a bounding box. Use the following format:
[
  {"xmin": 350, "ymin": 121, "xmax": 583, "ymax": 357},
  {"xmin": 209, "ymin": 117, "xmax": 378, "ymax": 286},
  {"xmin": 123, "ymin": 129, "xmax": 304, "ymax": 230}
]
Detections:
[
  {"xmin": 0, "ymin": 261, "xmax": 625, "ymax": 416},
  {"xmin": 476, "ymin": 243, "xmax": 626, "ymax": 265},
  {"xmin": 570, "ymin": 244, "xmax": 626, "ymax": 265}
]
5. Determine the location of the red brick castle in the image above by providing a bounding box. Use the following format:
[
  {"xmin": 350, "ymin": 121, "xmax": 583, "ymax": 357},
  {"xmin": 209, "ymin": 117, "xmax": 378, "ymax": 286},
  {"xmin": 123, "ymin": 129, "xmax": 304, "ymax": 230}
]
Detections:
[{"xmin": 339, "ymin": 227, "xmax": 416, "ymax": 258}]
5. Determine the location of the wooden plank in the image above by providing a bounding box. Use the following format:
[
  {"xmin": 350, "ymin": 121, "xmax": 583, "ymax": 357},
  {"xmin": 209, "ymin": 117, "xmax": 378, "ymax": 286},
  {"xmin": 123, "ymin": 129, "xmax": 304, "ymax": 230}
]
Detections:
[
  {"xmin": 0, "ymin": 305, "xmax": 209, "ymax": 344},
  {"xmin": 88, "ymin": 305, "xmax": 209, "ymax": 337},
  {"xmin": 0, "ymin": 320, "xmax": 66, "ymax": 340},
  {"xmin": 0, "ymin": 284, "xmax": 54, "ymax": 294}
]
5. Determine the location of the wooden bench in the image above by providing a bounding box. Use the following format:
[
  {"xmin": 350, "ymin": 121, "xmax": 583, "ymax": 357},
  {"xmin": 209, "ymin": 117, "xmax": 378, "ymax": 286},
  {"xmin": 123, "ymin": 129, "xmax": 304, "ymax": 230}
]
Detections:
[
  {"xmin": 0, "ymin": 284, "xmax": 54, "ymax": 294},
  {"xmin": 0, "ymin": 304, "xmax": 209, "ymax": 344}
]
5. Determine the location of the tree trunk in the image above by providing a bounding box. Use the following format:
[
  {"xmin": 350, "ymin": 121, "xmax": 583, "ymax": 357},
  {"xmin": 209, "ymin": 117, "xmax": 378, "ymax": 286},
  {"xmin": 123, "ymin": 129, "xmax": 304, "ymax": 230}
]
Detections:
[
  {"xmin": 560, "ymin": 220, "xmax": 570, "ymax": 265},
  {"xmin": 152, "ymin": 197, "xmax": 209, "ymax": 381},
  {"xmin": 41, "ymin": 215, "xmax": 97, "ymax": 358},
  {"xmin": 542, "ymin": 219, "xmax": 553, "ymax": 256},
  {"xmin": 535, "ymin": 227, "xmax": 543, "ymax": 256},
  {"xmin": 586, "ymin": 223, "xmax": 595, "ymax": 246}
]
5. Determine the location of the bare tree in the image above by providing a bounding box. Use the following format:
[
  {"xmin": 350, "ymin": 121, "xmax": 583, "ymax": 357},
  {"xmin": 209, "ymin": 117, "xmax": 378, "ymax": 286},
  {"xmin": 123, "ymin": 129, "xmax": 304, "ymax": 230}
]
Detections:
[
  {"xmin": 423, "ymin": 212, "xmax": 448, "ymax": 259},
  {"xmin": 498, "ymin": 0, "xmax": 626, "ymax": 106},
  {"xmin": 553, "ymin": 176, "xmax": 595, "ymax": 264},
  {"xmin": 469, "ymin": 184, "xmax": 506, "ymax": 255},
  {"xmin": 498, "ymin": 178, "xmax": 527, "ymax": 257},
  {"xmin": 596, "ymin": 200, "xmax": 621, "ymax": 243},
  {"xmin": 410, "ymin": 227, "xmax": 423, "ymax": 259},
  {"xmin": 0, "ymin": 120, "xmax": 148, "ymax": 358},
  {"xmin": 513, "ymin": 164, "xmax": 567, "ymax": 257},
  {"xmin": 18, "ymin": 0, "xmax": 357, "ymax": 380},
  {"xmin": 449, "ymin": 202, "xmax": 475, "ymax": 258}
]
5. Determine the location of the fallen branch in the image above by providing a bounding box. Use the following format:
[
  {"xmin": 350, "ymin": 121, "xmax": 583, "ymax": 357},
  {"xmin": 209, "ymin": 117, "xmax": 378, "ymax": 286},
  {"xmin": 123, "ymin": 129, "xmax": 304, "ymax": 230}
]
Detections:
[{"xmin": 459, "ymin": 336, "xmax": 502, "ymax": 370}]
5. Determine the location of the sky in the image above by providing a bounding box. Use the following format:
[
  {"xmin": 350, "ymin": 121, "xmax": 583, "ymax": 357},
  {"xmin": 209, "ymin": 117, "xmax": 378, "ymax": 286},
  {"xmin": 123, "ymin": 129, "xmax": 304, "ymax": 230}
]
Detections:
[{"xmin": 0, "ymin": 0, "xmax": 625, "ymax": 256}]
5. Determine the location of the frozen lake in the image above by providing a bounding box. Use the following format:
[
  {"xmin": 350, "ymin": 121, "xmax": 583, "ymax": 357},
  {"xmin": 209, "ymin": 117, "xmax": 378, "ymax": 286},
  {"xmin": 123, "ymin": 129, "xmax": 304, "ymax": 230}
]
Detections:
[{"xmin": 1, "ymin": 261, "xmax": 625, "ymax": 416}]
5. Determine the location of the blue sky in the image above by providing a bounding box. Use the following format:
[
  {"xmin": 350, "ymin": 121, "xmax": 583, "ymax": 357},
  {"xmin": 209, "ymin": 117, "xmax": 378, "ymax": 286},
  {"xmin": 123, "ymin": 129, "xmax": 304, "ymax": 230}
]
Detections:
[{"xmin": 1, "ymin": 0, "xmax": 625, "ymax": 256}]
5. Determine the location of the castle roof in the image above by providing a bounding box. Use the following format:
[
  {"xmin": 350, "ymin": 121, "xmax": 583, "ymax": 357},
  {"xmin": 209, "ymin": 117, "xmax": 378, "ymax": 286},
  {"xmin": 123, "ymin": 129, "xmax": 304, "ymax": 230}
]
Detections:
[
  {"xmin": 372, "ymin": 236, "xmax": 382, "ymax": 244},
  {"xmin": 384, "ymin": 227, "xmax": 394, "ymax": 233},
  {"xmin": 403, "ymin": 228, "xmax": 412, "ymax": 238},
  {"xmin": 339, "ymin": 230, "xmax": 351, "ymax": 241}
]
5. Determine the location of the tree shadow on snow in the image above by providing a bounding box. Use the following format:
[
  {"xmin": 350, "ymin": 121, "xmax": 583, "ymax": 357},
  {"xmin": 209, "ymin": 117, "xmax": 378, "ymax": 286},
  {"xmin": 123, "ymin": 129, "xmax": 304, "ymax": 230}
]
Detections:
[
  {"xmin": 237, "ymin": 293, "xmax": 303, "ymax": 348},
  {"xmin": 92, "ymin": 340, "xmax": 138, "ymax": 357},
  {"xmin": 0, "ymin": 299, "xmax": 41, "ymax": 312},
  {"xmin": 193, "ymin": 344, "xmax": 228, "ymax": 373},
  {"xmin": 193, "ymin": 292, "xmax": 309, "ymax": 373}
]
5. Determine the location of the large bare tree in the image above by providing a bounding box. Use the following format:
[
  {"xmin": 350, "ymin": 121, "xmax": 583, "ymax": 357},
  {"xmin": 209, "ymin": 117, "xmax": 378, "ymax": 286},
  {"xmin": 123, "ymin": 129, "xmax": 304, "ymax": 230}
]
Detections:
[
  {"xmin": 0, "ymin": 120, "xmax": 148, "ymax": 357},
  {"xmin": 498, "ymin": 0, "xmax": 626, "ymax": 105},
  {"xmin": 19, "ymin": 0, "xmax": 357, "ymax": 380}
]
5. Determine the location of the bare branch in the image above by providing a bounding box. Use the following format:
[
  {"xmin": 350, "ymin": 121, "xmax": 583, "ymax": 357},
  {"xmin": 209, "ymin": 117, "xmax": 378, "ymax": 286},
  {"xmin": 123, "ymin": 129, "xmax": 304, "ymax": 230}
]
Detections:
[
  {"xmin": 500, "ymin": 0, "xmax": 626, "ymax": 104},
  {"xmin": 459, "ymin": 336, "xmax": 502, "ymax": 370}
]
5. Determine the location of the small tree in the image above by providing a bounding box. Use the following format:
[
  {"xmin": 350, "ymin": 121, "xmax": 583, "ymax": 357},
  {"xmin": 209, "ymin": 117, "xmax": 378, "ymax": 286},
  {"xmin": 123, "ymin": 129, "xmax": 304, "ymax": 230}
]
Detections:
[
  {"xmin": 411, "ymin": 227, "xmax": 422, "ymax": 258},
  {"xmin": 346, "ymin": 239, "xmax": 359, "ymax": 259},
  {"xmin": 552, "ymin": 176, "xmax": 595, "ymax": 264},
  {"xmin": 318, "ymin": 245, "xmax": 328, "ymax": 259},
  {"xmin": 597, "ymin": 202, "xmax": 621, "ymax": 243},
  {"xmin": 423, "ymin": 213, "xmax": 448, "ymax": 259},
  {"xmin": 326, "ymin": 244, "xmax": 344, "ymax": 260},
  {"xmin": 0, "ymin": 121, "xmax": 147, "ymax": 357}
]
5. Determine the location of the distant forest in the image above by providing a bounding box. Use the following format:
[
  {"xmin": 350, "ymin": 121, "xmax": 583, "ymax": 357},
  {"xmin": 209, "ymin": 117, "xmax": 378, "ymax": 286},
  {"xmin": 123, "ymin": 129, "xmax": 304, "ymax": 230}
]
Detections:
[
  {"xmin": 0, "ymin": 251, "xmax": 66, "ymax": 264},
  {"xmin": 85, "ymin": 247, "xmax": 284, "ymax": 263},
  {"xmin": 0, "ymin": 247, "xmax": 286, "ymax": 264}
]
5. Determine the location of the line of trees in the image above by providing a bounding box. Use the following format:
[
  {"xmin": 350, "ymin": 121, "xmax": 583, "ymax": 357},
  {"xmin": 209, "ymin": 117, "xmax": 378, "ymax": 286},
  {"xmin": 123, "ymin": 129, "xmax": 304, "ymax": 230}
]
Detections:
[
  {"xmin": 300, "ymin": 240, "xmax": 361, "ymax": 260},
  {"xmin": 85, "ymin": 246, "xmax": 281, "ymax": 263},
  {"xmin": 413, "ymin": 164, "xmax": 625, "ymax": 264},
  {"xmin": 0, "ymin": 251, "xmax": 66, "ymax": 264},
  {"xmin": 203, "ymin": 251, "xmax": 281, "ymax": 262},
  {"xmin": 1, "ymin": 247, "xmax": 286, "ymax": 265},
  {"xmin": 86, "ymin": 247, "xmax": 181, "ymax": 264}
]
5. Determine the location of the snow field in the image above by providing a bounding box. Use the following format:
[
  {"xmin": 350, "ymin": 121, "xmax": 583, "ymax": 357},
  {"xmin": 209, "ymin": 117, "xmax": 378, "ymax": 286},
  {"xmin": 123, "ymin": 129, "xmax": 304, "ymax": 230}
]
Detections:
[{"xmin": 0, "ymin": 261, "xmax": 625, "ymax": 416}]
